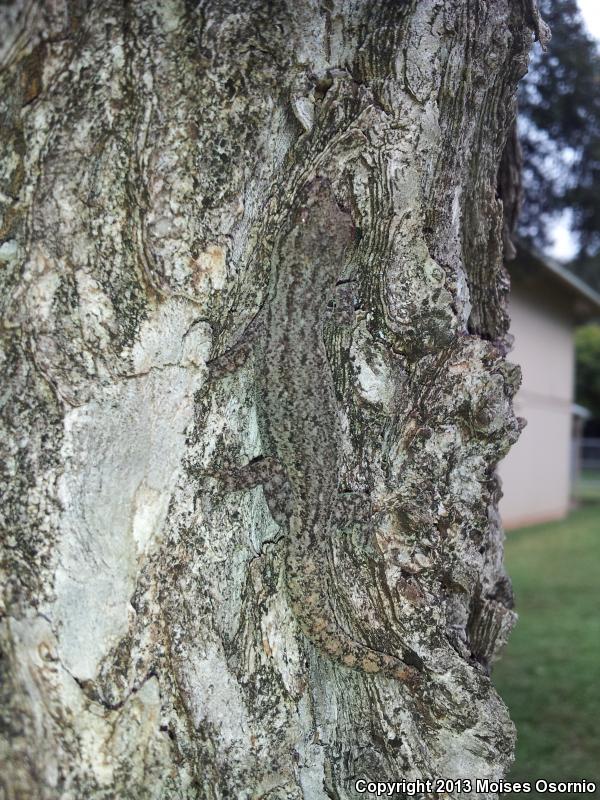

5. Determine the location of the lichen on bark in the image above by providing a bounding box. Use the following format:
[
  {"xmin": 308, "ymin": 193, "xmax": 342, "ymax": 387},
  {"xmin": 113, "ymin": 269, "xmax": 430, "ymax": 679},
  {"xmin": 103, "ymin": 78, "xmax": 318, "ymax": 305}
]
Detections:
[{"xmin": 1, "ymin": 2, "xmax": 542, "ymax": 798}]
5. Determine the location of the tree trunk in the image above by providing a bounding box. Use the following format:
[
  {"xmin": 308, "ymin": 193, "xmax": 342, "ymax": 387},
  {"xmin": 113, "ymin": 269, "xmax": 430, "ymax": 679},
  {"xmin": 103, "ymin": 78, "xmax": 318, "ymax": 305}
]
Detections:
[{"xmin": 0, "ymin": 2, "xmax": 543, "ymax": 798}]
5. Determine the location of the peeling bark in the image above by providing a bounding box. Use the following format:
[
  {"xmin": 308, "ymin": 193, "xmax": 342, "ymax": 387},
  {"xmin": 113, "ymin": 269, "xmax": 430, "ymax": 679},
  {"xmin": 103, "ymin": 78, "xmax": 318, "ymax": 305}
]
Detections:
[{"xmin": 1, "ymin": 2, "xmax": 539, "ymax": 798}]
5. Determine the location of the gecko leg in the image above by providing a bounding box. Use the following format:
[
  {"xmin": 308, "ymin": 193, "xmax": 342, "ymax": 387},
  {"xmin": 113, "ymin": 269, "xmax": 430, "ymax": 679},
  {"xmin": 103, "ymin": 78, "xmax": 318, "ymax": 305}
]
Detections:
[
  {"xmin": 207, "ymin": 313, "xmax": 264, "ymax": 379},
  {"xmin": 205, "ymin": 314, "xmax": 294, "ymax": 522},
  {"xmin": 209, "ymin": 455, "xmax": 293, "ymax": 528}
]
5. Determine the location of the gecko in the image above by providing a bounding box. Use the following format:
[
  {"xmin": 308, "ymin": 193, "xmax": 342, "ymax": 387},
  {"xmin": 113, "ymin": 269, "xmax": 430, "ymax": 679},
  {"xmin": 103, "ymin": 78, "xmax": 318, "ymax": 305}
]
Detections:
[{"xmin": 210, "ymin": 177, "xmax": 421, "ymax": 685}]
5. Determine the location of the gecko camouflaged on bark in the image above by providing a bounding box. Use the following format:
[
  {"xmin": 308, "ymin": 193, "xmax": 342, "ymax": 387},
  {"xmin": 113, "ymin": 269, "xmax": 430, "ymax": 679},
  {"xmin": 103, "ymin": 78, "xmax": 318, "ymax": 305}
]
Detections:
[{"xmin": 212, "ymin": 178, "xmax": 420, "ymax": 684}]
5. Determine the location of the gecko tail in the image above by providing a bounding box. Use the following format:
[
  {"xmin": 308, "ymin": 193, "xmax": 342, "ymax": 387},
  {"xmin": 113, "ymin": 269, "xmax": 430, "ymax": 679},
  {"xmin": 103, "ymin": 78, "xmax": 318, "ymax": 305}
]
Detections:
[{"xmin": 285, "ymin": 562, "xmax": 421, "ymax": 686}]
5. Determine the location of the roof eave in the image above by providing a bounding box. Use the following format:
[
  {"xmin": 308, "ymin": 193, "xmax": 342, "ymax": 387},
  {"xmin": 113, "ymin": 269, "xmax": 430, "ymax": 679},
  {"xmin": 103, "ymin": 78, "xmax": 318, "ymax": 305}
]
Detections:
[{"xmin": 510, "ymin": 241, "xmax": 600, "ymax": 319}]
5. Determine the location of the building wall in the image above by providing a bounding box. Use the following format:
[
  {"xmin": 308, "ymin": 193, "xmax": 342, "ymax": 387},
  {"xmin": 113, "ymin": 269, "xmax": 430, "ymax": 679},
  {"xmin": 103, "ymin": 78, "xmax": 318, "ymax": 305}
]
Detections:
[{"xmin": 498, "ymin": 283, "xmax": 575, "ymax": 529}]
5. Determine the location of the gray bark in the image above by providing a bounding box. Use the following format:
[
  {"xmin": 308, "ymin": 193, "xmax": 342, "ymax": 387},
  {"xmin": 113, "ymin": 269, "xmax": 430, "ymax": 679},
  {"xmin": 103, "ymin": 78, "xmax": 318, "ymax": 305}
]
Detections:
[{"xmin": 0, "ymin": 2, "xmax": 542, "ymax": 798}]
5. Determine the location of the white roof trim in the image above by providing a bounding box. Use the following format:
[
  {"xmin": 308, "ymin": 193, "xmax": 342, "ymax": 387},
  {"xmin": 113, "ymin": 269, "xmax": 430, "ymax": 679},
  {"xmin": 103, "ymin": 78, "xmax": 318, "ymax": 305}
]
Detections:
[{"xmin": 572, "ymin": 403, "xmax": 592, "ymax": 419}]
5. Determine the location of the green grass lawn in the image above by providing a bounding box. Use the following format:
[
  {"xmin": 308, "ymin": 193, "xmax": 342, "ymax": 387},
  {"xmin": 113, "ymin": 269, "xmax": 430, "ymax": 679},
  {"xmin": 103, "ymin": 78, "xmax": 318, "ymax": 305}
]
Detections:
[
  {"xmin": 577, "ymin": 469, "xmax": 600, "ymax": 503},
  {"xmin": 493, "ymin": 488, "xmax": 600, "ymax": 797}
]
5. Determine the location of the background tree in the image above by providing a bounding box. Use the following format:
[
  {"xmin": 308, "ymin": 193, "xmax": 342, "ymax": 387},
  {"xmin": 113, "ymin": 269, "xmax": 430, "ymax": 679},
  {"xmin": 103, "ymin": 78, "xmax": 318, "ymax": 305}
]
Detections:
[
  {"xmin": 1, "ymin": 2, "xmax": 541, "ymax": 797},
  {"xmin": 518, "ymin": 0, "xmax": 600, "ymax": 290},
  {"xmin": 575, "ymin": 324, "xmax": 600, "ymax": 418}
]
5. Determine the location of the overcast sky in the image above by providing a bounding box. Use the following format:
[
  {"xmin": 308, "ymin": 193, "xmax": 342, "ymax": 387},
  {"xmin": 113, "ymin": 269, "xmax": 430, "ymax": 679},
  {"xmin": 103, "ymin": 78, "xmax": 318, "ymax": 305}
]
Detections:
[{"xmin": 578, "ymin": 0, "xmax": 600, "ymax": 40}]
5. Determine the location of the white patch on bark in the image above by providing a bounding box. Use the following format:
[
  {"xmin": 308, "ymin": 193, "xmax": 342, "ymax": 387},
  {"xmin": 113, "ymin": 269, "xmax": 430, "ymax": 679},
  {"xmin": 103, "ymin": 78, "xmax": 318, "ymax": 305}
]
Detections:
[
  {"xmin": 51, "ymin": 301, "xmax": 211, "ymax": 680},
  {"xmin": 350, "ymin": 321, "xmax": 397, "ymax": 413},
  {"xmin": 185, "ymin": 645, "xmax": 253, "ymax": 751}
]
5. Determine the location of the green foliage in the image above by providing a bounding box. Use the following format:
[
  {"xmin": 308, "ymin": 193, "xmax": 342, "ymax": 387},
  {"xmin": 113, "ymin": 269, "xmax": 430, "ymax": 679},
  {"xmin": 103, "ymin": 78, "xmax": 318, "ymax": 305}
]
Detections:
[
  {"xmin": 493, "ymin": 503, "xmax": 600, "ymax": 796},
  {"xmin": 519, "ymin": 0, "xmax": 600, "ymax": 290},
  {"xmin": 574, "ymin": 323, "xmax": 600, "ymax": 417}
]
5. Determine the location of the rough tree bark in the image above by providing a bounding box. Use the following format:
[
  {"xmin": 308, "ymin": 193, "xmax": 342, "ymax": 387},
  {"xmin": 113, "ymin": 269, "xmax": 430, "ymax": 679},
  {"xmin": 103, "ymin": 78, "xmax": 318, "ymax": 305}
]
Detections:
[{"xmin": 0, "ymin": 2, "xmax": 547, "ymax": 798}]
